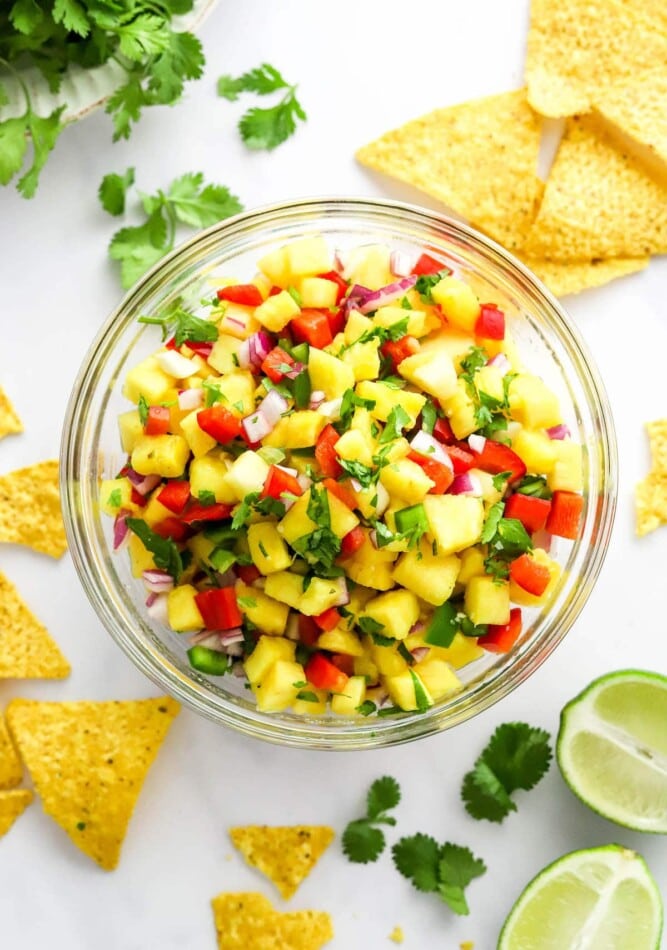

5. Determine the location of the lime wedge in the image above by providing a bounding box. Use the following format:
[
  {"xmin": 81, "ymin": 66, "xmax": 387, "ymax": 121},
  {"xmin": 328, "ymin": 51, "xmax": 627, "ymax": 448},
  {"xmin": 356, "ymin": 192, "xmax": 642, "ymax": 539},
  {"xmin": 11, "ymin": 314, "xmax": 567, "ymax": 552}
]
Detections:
[
  {"xmin": 557, "ymin": 669, "xmax": 667, "ymax": 832},
  {"xmin": 498, "ymin": 845, "xmax": 662, "ymax": 950}
]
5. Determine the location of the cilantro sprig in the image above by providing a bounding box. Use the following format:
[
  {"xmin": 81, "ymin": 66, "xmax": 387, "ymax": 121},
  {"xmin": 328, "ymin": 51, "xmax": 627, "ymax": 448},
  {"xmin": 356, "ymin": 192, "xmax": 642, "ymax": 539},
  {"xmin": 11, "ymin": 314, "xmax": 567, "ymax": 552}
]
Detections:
[
  {"xmin": 392, "ymin": 834, "xmax": 486, "ymax": 915},
  {"xmin": 481, "ymin": 502, "xmax": 533, "ymax": 580},
  {"xmin": 342, "ymin": 776, "xmax": 401, "ymax": 864},
  {"xmin": 461, "ymin": 722, "xmax": 552, "ymax": 823},
  {"xmin": 126, "ymin": 517, "xmax": 183, "ymax": 581},
  {"xmin": 138, "ymin": 298, "xmax": 219, "ymax": 347},
  {"xmin": 291, "ymin": 485, "xmax": 341, "ymax": 570},
  {"xmin": 218, "ymin": 63, "xmax": 306, "ymax": 150}
]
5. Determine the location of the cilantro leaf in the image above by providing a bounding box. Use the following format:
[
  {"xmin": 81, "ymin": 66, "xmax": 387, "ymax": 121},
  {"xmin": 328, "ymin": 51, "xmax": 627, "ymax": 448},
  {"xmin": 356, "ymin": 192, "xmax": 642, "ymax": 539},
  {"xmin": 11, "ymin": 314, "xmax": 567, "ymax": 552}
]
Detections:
[
  {"xmin": 392, "ymin": 833, "xmax": 441, "ymax": 892},
  {"xmin": 16, "ymin": 106, "xmax": 65, "ymax": 198},
  {"xmin": 356, "ymin": 700, "xmax": 376, "ymax": 717},
  {"xmin": 357, "ymin": 616, "xmax": 386, "ymax": 637},
  {"xmin": 99, "ymin": 167, "xmax": 135, "ymax": 216},
  {"xmin": 218, "ymin": 63, "xmax": 290, "ymax": 99},
  {"xmin": 338, "ymin": 458, "xmax": 375, "ymax": 488},
  {"xmin": 437, "ymin": 845, "xmax": 486, "ymax": 915},
  {"xmin": 515, "ymin": 474, "xmax": 552, "ymax": 499},
  {"xmin": 219, "ymin": 63, "xmax": 306, "ymax": 150},
  {"xmin": 414, "ymin": 268, "xmax": 451, "ymax": 303},
  {"xmin": 137, "ymin": 394, "xmax": 149, "ymax": 426},
  {"xmin": 167, "ymin": 172, "xmax": 243, "ymax": 228},
  {"xmin": 367, "ymin": 775, "xmax": 401, "ymax": 818},
  {"xmin": 0, "ymin": 116, "xmax": 29, "ymax": 187},
  {"xmin": 481, "ymin": 502, "xmax": 504, "ymax": 544},
  {"xmin": 148, "ymin": 30, "xmax": 205, "ymax": 104},
  {"xmin": 231, "ymin": 491, "xmax": 260, "ymax": 530},
  {"xmin": 379, "ymin": 405, "xmax": 411, "ymax": 443},
  {"xmin": 126, "ymin": 517, "xmax": 183, "ymax": 580},
  {"xmin": 492, "ymin": 471, "xmax": 512, "ymax": 492},
  {"xmin": 393, "ymin": 834, "xmax": 486, "ymax": 915},
  {"xmin": 337, "ymin": 389, "xmax": 376, "ymax": 433},
  {"xmin": 52, "ymin": 0, "xmax": 90, "ymax": 36},
  {"xmin": 421, "ymin": 400, "xmax": 438, "ymax": 435},
  {"xmin": 461, "ymin": 722, "xmax": 552, "ymax": 823},
  {"xmin": 342, "ymin": 775, "xmax": 401, "ymax": 864},
  {"xmin": 356, "ymin": 317, "xmax": 409, "ymax": 347}
]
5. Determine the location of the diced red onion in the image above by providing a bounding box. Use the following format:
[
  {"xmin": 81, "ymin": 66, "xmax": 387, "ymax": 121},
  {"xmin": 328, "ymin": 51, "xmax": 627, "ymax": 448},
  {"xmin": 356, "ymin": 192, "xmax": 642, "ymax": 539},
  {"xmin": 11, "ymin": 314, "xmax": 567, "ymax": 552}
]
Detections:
[
  {"xmin": 178, "ymin": 388, "xmax": 204, "ymax": 410},
  {"xmin": 237, "ymin": 338, "xmax": 252, "ymax": 369},
  {"xmin": 358, "ymin": 276, "xmax": 418, "ymax": 314},
  {"xmin": 219, "ymin": 627, "xmax": 244, "ymax": 646},
  {"xmin": 410, "ymin": 431, "xmax": 453, "ymax": 469},
  {"xmin": 215, "ymin": 569, "xmax": 237, "ymax": 587},
  {"xmin": 242, "ymin": 409, "xmax": 273, "ymax": 443},
  {"xmin": 284, "ymin": 362, "xmax": 305, "ymax": 381},
  {"xmin": 411, "ymin": 647, "xmax": 429, "ymax": 663},
  {"xmin": 260, "ymin": 388, "xmax": 289, "ymax": 426},
  {"xmin": 369, "ymin": 528, "xmax": 378, "ymax": 550},
  {"xmin": 334, "ymin": 249, "xmax": 348, "ymax": 272},
  {"xmin": 390, "ymin": 250, "xmax": 418, "ymax": 278},
  {"xmin": 449, "ymin": 472, "xmax": 483, "ymax": 495},
  {"xmin": 145, "ymin": 592, "xmax": 157, "ymax": 608},
  {"xmin": 342, "ymin": 287, "xmax": 373, "ymax": 316},
  {"xmin": 232, "ymin": 661, "xmax": 246, "ymax": 677},
  {"xmin": 547, "ymin": 424, "xmax": 571, "ymax": 440},
  {"xmin": 146, "ymin": 593, "xmax": 169, "ymax": 625},
  {"xmin": 225, "ymin": 642, "xmax": 244, "ymax": 657},
  {"xmin": 125, "ymin": 468, "xmax": 161, "ymax": 496},
  {"xmin": 410, "ymin": 621, "xmax": 426, "ymax": 634},
  {"xmin": 331, "ymin": 576, "xmax": 350, "ymax": 606},
  {"xmin": 374, "ymin": 483, "xmax": 390, "ymax": 516},
  {"xmin": 350, "ymin": 478, "xmax": 363, "ymax": 494},
  {"xmin": 113, "ymin": 510, "xmax": 130, "ymax": 550},
  {"xmin": 309, "ymin": 390, "xmax": 326, "ymax": 410},
  {"xmin": 225, "ymin": 315, "xmax": 247, "ymax": 331},
  {"xmin": 156, "ymin": 349, "xmax": 200, "ymax": 378},
  {"xmin": 190, "ymin": 631, "xmax": 223, "ymax": 648},
  {"xmin": 296, "ymin": 474, "xmax": 312, "ymax": 493},
  {"xmin": 142, "ymin": 569, "xmax": 174, "ymax": 593},
  {"xmin": 285, "ymin": 614, "xmax": 300, "ymax": 641},
  {"xmin": 318, "ymin": 397, "xmax": 342, "ymax": 420},
  {"xmin": 487, "ymin": 353, "xmax": 511, "ymax": 375},
  {"xmin": 468, "ymin": 434, "xmax": 487, "ymax": 454},
  {"xmin": 241, "ymin": 331, "xmax": 273, "ymax": 370},
  {"xmin": 276, "ymin": 464, "xmax": 299, "ymax": 478}
]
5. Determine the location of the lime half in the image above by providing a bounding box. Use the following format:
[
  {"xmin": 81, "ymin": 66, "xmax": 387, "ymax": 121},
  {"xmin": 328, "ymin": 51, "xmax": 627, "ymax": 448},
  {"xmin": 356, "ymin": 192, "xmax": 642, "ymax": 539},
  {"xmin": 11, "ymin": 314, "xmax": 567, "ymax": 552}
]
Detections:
[
  {"xmin": 557, "ymin": 669, "xmax": 667, "ymax": 832},
  {"xmin": 498, "ymin": 845, "xmax": 662, "ymax": 950}
]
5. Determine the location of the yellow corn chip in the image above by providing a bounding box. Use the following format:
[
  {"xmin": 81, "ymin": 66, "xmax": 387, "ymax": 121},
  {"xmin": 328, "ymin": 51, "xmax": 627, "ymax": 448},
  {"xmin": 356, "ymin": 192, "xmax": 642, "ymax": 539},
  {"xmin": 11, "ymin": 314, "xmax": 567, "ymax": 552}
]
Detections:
[
  {"xmin": 523, "ymin": 115, "xmax": 667, "ymax": 260},
  {"xmin": 0, "ymin": 572, "xmax": 70, "ymax": 679},
  {"xmin": 623, "ymin": 0, "xmax": 667, "ymax": 37},
  {"xmin": 0, "ymin": 387, "xmax": 22, "ymax": 440},
  {"xmin": 520, "ymin": 255, "xmax": 649, "ymax": 297},
  {"xmin": 0, "ymin": 714, "xmax": 22, "ymax": 788},
  {"xmin": 0, "ymin": 460, "xmax": 67, "ymax": 558},
  {"xmin": 647, "ymin": 420, "xmax": 667, "ymax": 473},
  {"xmin": 230, "ymin": 825, "xmax": 335, "ymax": 899},
  {"xmin": 525, "ymin": 0, "xmax": 667, "ymax": 118},
  {"xmin": 6, "ymin": 696, "xmax": 180, "ymax": 870},
  {"xmin": 211, "ymin": 892, "xmax": 333, "ymax": 950},
  {"xmin": 635, "ymin": 473, "xmax": 667, "ymax": 536},
  {"xmin": 356, "ymin": 89, "xmax": 543, "ymax": 251},
  {"xmin": 0, "ymin": 789, "xmax": 33, "ymax": 837}
]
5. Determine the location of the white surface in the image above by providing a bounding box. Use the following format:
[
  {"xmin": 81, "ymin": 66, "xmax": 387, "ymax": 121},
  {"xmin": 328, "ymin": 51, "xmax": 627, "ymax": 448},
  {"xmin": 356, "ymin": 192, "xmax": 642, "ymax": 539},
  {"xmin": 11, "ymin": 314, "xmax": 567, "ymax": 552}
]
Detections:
[{"xmin": 1, "ymin": 2, "xmax": 666, "ymax": 948}]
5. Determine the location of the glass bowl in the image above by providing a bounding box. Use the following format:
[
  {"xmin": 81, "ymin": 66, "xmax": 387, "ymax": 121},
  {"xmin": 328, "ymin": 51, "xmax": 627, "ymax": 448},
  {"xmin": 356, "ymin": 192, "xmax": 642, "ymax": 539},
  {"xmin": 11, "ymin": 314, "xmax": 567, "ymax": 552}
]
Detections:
[{"xmin": 61, "ymin": 197, "xmax": 617, "ymax": 749}]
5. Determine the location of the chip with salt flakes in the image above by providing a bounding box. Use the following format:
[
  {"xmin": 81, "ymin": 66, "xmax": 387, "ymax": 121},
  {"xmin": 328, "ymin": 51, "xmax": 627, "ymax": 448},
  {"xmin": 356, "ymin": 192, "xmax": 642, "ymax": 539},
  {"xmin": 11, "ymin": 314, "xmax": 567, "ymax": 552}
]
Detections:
[
  {"xmin": 0, "ymin": 572, "xmax": 70, "ymax": 680},
  {"xmin": 525, "ymin": 0, "xmax": 667, "ymax": 119},
  {"xmin": 0, "ymin": 387, "xmax": 22, "ymax": 440},
  {"xmin": 0, "ymin": 714, "xmax": 22, "ymax": 789},
  {"xmin": 0, "ymin": 789, "xmax": 33, "ymax": 837},
  {"xmin": 229, "ymin": 825, "xmax": 335, "ymax": 899},
  {"xmin": 356, "ymin": 89, "xmax": 544, "ymax": 252},
  {"xmin": 6, "ymin": 696, "xmax": 180, "ymax": 870},
  {"xmin": 0, "ymin": 460, "xmax": 67, "ymax": 558},
  {"xmin": 521, "ymin": 255, "xmax": 649, "ymax": 297},
  {"xmin": 523, "ymin": 116, "xmax": 667, "ymax": 261},
  {"xmin": 211, "ymin": 892, "xmax": 333, "ymax": 950}
]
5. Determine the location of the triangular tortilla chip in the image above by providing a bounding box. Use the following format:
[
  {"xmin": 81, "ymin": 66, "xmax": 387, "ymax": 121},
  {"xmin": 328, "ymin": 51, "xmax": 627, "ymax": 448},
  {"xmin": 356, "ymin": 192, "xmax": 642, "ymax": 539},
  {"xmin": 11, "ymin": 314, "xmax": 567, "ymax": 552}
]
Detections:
[
  {"xmin": 0, "ymin": 387, "xmax": 22, "ymax": 440},
  {"xmin": 646, "ymin": 420, "xmax": 667, "ymax": 473},
  {"xmin": 0, "ymin": 714, "xmax": 22, "ymax": 788},
  {"xmin": 0, "ymin": 789, "xmax": 33, "ymax": 837},
  {"xmin": 523, "ymin": 115, "xmax": 667, "ymax": 260},
  {"xmin": 6, "ymin": 697, "xmax": 180, "ymax": 870},
  {"xmin": 211, "ymin": 892, "xmax": 333, "ymax": 950},
  {"xmin": 525, "ymin": 0, "xmax": 667, "ymax": 118},
  {"xmin": 521, "ymin": 255, "xmax": 649, "ymax": 297},
  {"xmin": 635, "ymin": 472, "xmax": 667, "ymax": 536},
  {"xmin": 230, "ymin": 825, "xmax": 335, "ymax": 899},
  {"xmin": 0, "ymin": 460, "xmax": 67, "ymax": 558},
  {"xmin": 623, "ymin": 0, "xmax": 667, "ymax": 36},
  {"xmin": 0, "ymin": 572, "xmax": 70, "ymax": 679},
  {"xmin": 356, "ymin": 89, "xmax": 544, "ymax": 251}
]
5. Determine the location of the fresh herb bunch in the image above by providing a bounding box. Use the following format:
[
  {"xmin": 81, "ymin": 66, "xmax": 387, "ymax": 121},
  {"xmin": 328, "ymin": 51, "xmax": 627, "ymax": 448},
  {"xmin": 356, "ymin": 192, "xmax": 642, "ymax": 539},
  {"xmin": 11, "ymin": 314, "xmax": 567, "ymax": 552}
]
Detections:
[
  {"xmin": 218, "ymin": 62, "xmax": 306, "ymax": 150},
  {"xmin": 0, "ymin": 1, "xmax": 206, "ymax": 196}
]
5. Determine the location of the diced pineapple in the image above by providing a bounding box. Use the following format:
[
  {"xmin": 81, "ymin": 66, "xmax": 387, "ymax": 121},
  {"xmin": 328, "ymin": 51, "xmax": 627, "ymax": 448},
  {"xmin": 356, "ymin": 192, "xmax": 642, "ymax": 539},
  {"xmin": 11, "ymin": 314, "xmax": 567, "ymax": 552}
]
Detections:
[
  {"xmin": 442, "ymin": 378, "xmax": 477, "ymax": 439},
  {"xmin": 384, "ymin": 669, "xmax": 433, "ymax": 712},
  {"xmin": 293, "ymin": 687, "xmax": 328, "ymax": 716},
  {"xmin": 254, "ymin": 660, "xmax": 306, "ymax": 712},
  {"xmin": 225, "ymin": 451, "xmax": 270, "ymax": 500},
  {"xmin": 127, "ymin": 529, "xmax": 155, "ymax": 576},
  {"xmin": 465, "ymin": 575, "xmax": 510, "ymax": 625},
  {"xmin": 257, "ymin": 246, "xmax": 290, "ymax": 287},
  {"xmin": 398, "ymin": 351, "xmax": 458, "ymax": 403},
  {"xmin": 247, "ymin": 522, "xmax": 292, "ymax": 574},
  {"xmin": 457, "ymin": 546, "xmax": 486, "ymax": 585},
  {"xmin": 317, "ymin": 627, "xmax": 364, "ymax": 657},
  {"xmin": 353, "ymin": 654, "xmax": 379, "ymax": 682},
  {"xmin": 362, "ymin": 589, "xmax": 420, "ymax": 640},
  {"xmin": 118, "ymin": 410, "xmax": 144, "ymax": 453},
  {"xmin": 431, "ymin": 276, "xmax": 480, "ymax": 331},
  {"xmin": 263, "ymin": 411, "xmax": 327, "ymax": 449},
  {"xmin": 99, "ymin": 478, "xmax": 133, "ymax": 516},
  {"xmin": 141, "ymin": 494, "xmax": 172, "ymax": 528},
  {"xmin": 167, "ymin": 584, "xmax": 204, "ymax": 632},
  {"xmin": 341, "ymin": 340, "xmax": 381, "ymax": 381},
  {"xmin": 335, "ymin": 428, "xmax": 373, "ymax": 467},
  {"xmin": 218, "ymin": 304, "xmax": 261, "ymax": 340},
  {"xmin": 419, "ymin": 326, "xmax": 478, "ymax": 367},
  {"xmin": 356, "ymin": 380, "xmax": 426, "ymax": 426},
  {"xmin": 211, "ymin": 371, "xmax": 255, "ymax": 416},
  {"xmin": 244, "ymin": 635, "xmax": 296, "ymax": 684},
  {"xmin": 255, "ymin": 291, "xmax": 300, "ymax": 332},
  {"xmin": 511, "ymin": 428, "xmax": 557, "ymax": 473},
  {"xmin": 180, "ymin": 410, "xmax": 218, "ymax": 457},
  {"xmin": 370, "ymin": 640, "xmax": 408, "ymax": 676},
  {"xmin": 354, "ymin": 482, "xmax": 389, "ymax": 519},
  {"xmin": 378, "ymin": 507, "xmax": 410, "ymax": 553},
  {"xmin": 189, "ymin": 455, "xmax": 237, "ymax": 504},
  {"xmin": 509, "ymin": 374, "xmax": 562, "ymax": 429},
  {"xmin": 343, "ymin": 534, "xmax": 396, "ymax": 590},
  {"xmin": 429, "ymin": 632, "xmax": 485, "ymax": 669},
  {"xmin": 131, "ymin": 434, "xmax": 189, "ymax": 478},
  {"xmin": 412, "ymin": 657, "xmax": 462, "ymax": 700},
  {"xmin": 298, "ymin": 276, "xmax": 338, "ymax": 308},
  {"xmin": 251, "ymin": 272, "xmax": 271, "ymax": 298},
  {"xmin": 285, "ymin": 236, "xmax": 331, "ymax": 277},
  {"xmin": 509, "ymin": 548, "xmax": 561, "ymax": 606},
  {"xmin": 264, "ymin": 571, "xmax": 345, "ymax": 616},
  {"xmin": 188, "ymin": 533, "xmax": 216, "ymax": 568},
  {"xmin": 331, "ymin": 675, "xmax": 367, "ymax": 716},
  {"xmin": 380, "ymin": 458, "xmax": 434, "ymax": 504},
  {"xmin": 424, "ymin": 495, "xmax": 484, "ymax": 555},
  {"xmin": 346, "ymin": 584, "xmax": 376, "ymax": 621},
  {"xmin": 235, "ymin": 580, "xmax": 290, "ymax": 635},
  {"xmin": 122, "ymin": 355, "xmax": 173, "ymax": 404},
  {"xmin": 475, "ymin": 365, "xmax": 506, "ymax": 402},
  {"xmin": 473, "ymin": 469, "xmax": 504, "ymax": 504},
  {"xmin": 344, "ymin": 244, "xmax": 393, "ymax": 289},
  {"xmin": 308, "ymin": 348, "xmax": 355, "ymax": 399},
  {"xmin": 547, "ymin": 440, "xmax": 583, "ymax": 492},
  {"xmin": 279, "ymin": 489, "xmax": 358, "ymax": 545},
  {"xmin": 344, "ymin": 310, "xmax": 374, "ymax": 344},
  {"xmin": 374, "ymin": 306, "xmax": 429, "ymax": 338},
  {"xmin": 392, "ymin": 540, "xmax": 461, "ymax": 606},
  {"xmin": 350, "ymin": 407, "xmax": 375, "ymax": 443}
]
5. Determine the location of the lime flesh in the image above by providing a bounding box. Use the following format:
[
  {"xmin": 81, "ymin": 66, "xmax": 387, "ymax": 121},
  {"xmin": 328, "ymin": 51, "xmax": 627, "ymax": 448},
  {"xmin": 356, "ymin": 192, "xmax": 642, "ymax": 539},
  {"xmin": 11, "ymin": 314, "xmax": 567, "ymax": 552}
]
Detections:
[{"xmin": 499, "ymin": 845, "xmax": 662, "ymax": 950}]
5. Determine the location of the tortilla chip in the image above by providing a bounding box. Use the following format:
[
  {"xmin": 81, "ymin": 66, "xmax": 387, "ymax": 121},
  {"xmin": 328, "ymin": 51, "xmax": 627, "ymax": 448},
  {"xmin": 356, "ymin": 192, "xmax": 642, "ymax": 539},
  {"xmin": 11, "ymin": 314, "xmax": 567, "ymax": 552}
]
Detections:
[
  {"xmin": 0, "ymin": 572, "xmax": 70, "ymax": 679},
  {"xmin": 0, "ymin": 789, "xmax": 33, "ymax": 837},
  {"xmin": 647, "ymin": 420, "xmax": 667, "ymax": 473},
  {"xmin": 525, "ymin": 0, "xmax": 667, "ymax": 118},
  {"xmin": 6, "ymin": 697, "xmax": 180, "ymax": 870},
  {"xmin": 229, "ymin": 825, "xmax": 335, "ymax": 899},
  {"xmin": 0, "ymin": 460, "xmax": 67, "ymax": 558},
  {"xmin": 635, "ymin": 473, "xmax": 667, "ymax": 536},
  {"xmin": 211, "ymin": 892, "xmax": 334, "ymax": 950},
  {"xmin": 356, "ymin": 89, "xmax": 544, "ymax": 251},
  {"xmin": 520, "ymin": 255, "xmax": 649, "ymax": 297},
  {"xmin": 0, "ymin": 715, "xmax": 22, "ymax": 788},
  {"xmin": 523, "ymin": 115, "xmax": 667, "ymax": 260},
  {"xmin": 623, "ymin": 0, "xmax": 667, "ymax": 37},
  {"xmin": 0, "ymin": 387, "xmax": 22, "ymax": 440}
]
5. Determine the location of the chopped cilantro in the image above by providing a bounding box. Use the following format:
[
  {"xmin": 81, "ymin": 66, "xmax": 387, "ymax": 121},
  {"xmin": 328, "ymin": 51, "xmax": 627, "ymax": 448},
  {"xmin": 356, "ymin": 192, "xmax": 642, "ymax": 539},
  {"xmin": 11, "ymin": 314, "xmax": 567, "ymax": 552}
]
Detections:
[
  {"xmin": 492, "ymin": 471, "xmax": 513, "ymax": 492},
  {"xmin": 338, "ymin": 389, "xmax": 376, "ymax": 432},
  {"xmin": 515, "ymin": 474, "xmax": 553, "ymax": 499},
  {"xmin": 126, "ymin": 518, "xmax": 183, "ymax": 581},
  {"xmin": 107, "ymin": 488, "xmax": 122, "ymax": 509},
  {"xmin": 202, "ymin": 378, "xmax": 225, "ymax": 407},
  {"xmin": 356, "ymin": 700, "xmax": 377, "ymax": 716},
  {"xmin": 379, "ymin": 405, "xmax": 411, "ymax": 443},
  {"xmin": 137, "ymin": 394, "xmax": 149, "ymax": 426},
  {"xmin": 197, "ymin": 490, "xmax": 216, "ymax": 507},
  {"xmin": 338, "ymin": 459, "xmax": 376, "ymax": 488},
  {"xmin": 414, "ymin": 268, "xmax": 451, "ymax": 303}
]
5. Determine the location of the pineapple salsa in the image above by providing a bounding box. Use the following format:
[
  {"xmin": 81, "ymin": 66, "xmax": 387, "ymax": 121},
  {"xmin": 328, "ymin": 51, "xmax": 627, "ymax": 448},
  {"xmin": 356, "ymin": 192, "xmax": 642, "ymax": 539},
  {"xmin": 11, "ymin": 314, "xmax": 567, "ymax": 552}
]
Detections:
[{"xmin": 102, "ymin": 236, "xmax": 584, "ymax": 718}]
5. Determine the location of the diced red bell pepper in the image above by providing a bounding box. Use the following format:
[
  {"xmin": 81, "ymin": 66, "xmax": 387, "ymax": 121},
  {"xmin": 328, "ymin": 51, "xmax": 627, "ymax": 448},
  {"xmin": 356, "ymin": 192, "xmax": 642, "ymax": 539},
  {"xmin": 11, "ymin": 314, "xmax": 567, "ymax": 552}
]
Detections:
[
  {"xmin": 381, "ymin": 335, "xmax": 420, "ymax": 370},
  {"xmin": 237, "ymin": 563, "xmax": 261, "ymax": 585},
  {"xmin": 504, "ymin": 493, "xmax": 551, "ymax": 533},
  {"xmin": 315, "ymin": 424, "xmax": 342, "ymax": 478},
  {"xmin": 184, "ymin": 341, "xmax": 213, "ymax": 359},
  {"xmin": 261, "ymin": 346, "xmax": 294, "ymax": 383},
  {"xmin": 475, "ymin": 303, "xmax": 505, "ymax": 340},
  {"xmin": 446, "ymin": 443, "xmax": 475, "ymax": 474},
  {"xmin": 433, "ymin": 417, "xmax": 455, "ymax": 445},
  {"xmin": 330, "ymin": 653, "xmax": 354, "ymax": 676},
  {"xmin": 196, "ymin": 405, "xmax": 242, "ymax": 443},
  {"xmin": 323, "ymin": 477, "xmax": 357, "ymax": 511},
  {"xmin": 195, "ymin": 587, "xmax": 243, "ymax": 631},
  {"xmin": 181, "ymin": 501, "xmax": 233, "ymax": 525},
  {"xmin": 130, "ymin": 487, "xmax": 148, "ymax": 508},
  {"xmin": 546, "ymin": 491, "xmax": 584, "ymax": 540},
  {"xmin": 261, "ymin": 464, "xmax": 303, "ymax": 501},
  {"xmin": 472, "ymin": 439, "xmax": 526, "ymax": 484},
  {"xmin": 317, "ymin": 270, "xmax": 348, "ymax": 304},
  {"xmin": 305, "ymin": 652, "xmax": 349, "ymax": 692},
  {"xmin": 298, "ymin": 614, "xmax": 320, "ymax": 648},
  {"xmin": 157, "ymin": 480, "xmax": 191, "ymax": 515},
  {"xmin": 216, "ymin": 283, "xmax": 264, "ymax": 307},
  {"xmin": 340, "ymin": 525, "xmax": 365, "ymax": 557},
  {"xmin": 478, "ymin": 607, "xmax": 522, "ymax": 654},
  {"xmin": 407, "ymin": 450, "xmax": 454, "ymax": 494},
  {"xmin": 269, "ymin": 285, "xmax": 283, "ymax": 297},
  {"xmin": 314, "ymin": 607, "xmax": 342, "ymax": 631},
  {"xmin": 153, "ymin": 517, "xmax": 189, "ymax": 542},
  {"xmin": 412, "ymin": 253, "xmax": 447, "ymax": 276},
  {"xmin": 144, "ymin": 405, "xmax": 170, "ymax": 436},
  {"xmin": 326, "ymin": 308, "xmax": 346, "ymax": 337},
  {"xmin": 165, "ymin": 336, "xmax": 178, "ymax": 350},
  {"xmin": 509, "ymin": 553, "xmax": 551, "ymax": 596},
  {"xmin": 290, "ymin": 309, "xmax": 333, "ymax": 349}
]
